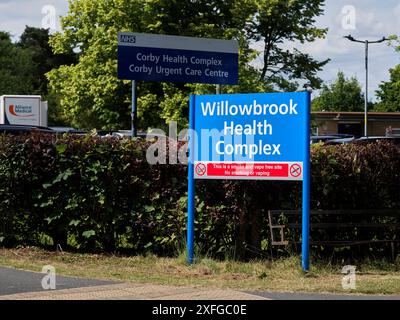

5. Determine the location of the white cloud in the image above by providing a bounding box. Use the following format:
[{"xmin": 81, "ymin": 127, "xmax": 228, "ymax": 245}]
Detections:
[
  {"xmin": 257, "ymin": 0, "xmax": 400, "ymax": 101},
  {"xmin": 0, "ymin": 0, "xmax": 68, "ymax": 39}
]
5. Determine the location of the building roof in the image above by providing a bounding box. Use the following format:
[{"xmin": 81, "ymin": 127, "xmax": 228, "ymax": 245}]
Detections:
[
  {"xmin": 312, "ymin": 111, "xmax": 400, "ymax": 122},
  {"xmin": 312, "ymin": 111, "xmax": 400, "ymax": 116}
]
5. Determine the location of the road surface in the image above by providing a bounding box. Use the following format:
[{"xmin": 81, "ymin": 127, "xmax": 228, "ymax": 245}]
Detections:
[{"xmin": 1, "ymin": 266, "xmax": 399, "ymax": 300}]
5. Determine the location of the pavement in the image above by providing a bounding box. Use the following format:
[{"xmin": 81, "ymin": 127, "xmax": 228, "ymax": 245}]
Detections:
[
  {"xmin": 1, "ymin": 266, "xmax": 399, "ymax": 300},
  {"xmin": 0, "ymin": 282, "xmax": 267, "ymax": 300},
  {"xmin": 0, "ymin": 266, "xmax": 115, "ymax": 296},
  {"xmin": 0, "ymin": 267, "xmax": 265, "ymax": 300}
]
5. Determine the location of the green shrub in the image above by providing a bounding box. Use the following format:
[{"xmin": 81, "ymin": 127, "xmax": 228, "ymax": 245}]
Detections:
[{"xmin": 0, "ymin": 133, "xmax": 399, "ymax": 259}]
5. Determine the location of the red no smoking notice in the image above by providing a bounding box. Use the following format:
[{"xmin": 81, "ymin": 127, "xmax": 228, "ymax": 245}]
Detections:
[{"xmin": 194, "ymin": 162, "xmax": 303, "ymax": 180}]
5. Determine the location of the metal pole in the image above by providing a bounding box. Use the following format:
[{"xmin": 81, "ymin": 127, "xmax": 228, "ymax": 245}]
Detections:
[
  {"xmin": 364, "ymin": 41, "xmax": 368, "ymax": 137},
  {"xmin": 131, "ymin": 80, "xmax": 137, "ymax": 138},
  {"xmin": 302, "ymin": 90, "xmax": 311, "ymax": 272},
  {"xmin": 216, "ymin": 84, "xmax": 221, "ymax": 95},
  {"xmin": 187, "ymin": 95, "xmax": 196, "ymax": 264},
  {"xmin": 343, "ymin": 35, "xmax": 387, "ymax": 136}
]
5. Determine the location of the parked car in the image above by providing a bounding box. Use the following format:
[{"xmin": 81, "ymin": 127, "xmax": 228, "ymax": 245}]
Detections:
[
  {"xmin": 49, "ymin": 127, "xmax": 76, "ymax": 133},
  {"xmin": 310, "ymin": 135, "xmax": 341, "ymax": 144},
  {"xmin": 329, "ymin": 133, "xmax": 355, "ymax": 139},
  {"xmin": 353, "ymin": 136, "xmax": 400, "ymax": 145},
  {"xmin": 0, "ymin": 124, "xmax": 55, "ymax": 135},
  {"xmin": 109, "ymin": 130, "xmax": 166, "ymax": 139},
  {"xmin": 50, "ymin": 127, "xmax": 91, "ymax": 136},
  {"xmin": 325, "ymin": 137, "xmax": 356, "ymax": 145}
]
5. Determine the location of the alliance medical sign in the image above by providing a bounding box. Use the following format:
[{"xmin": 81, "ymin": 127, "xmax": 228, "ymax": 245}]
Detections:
[
  {"xmin": 191, "ymin": 91, "xmax": 309, "ymax": 180},
  {"xmin": 118, "ymin": 32, "xmax": 238, "ymax": 84},
  {"xmin": 0, "ymin": 96, "xmax": 41, "ymax": 126}
]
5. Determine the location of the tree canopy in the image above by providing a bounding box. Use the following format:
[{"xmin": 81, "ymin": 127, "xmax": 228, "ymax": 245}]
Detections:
[
  {"xmin": 247, "ymin": 0, "xmax": 329, "ymax": 90},
  {"xmin": 312, "ymin": 71, "xmax": 365, "ymax": 112},
  {"xmin": 18, "ymin": 27, "xmax": 76, "ymax": 95},
  {"xmin": 0, "ymin": 27, "xmax": 77, "ymax": 126},
  {"xmin": 374, "ymin": 64, "xmax": 400, "ymax": 112},
  {"xmin": 0, "ymin": 32, "xmax": 36, "ymax": 95}
]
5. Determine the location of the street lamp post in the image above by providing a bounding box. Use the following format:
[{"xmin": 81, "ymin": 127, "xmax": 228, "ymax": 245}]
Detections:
[{"xmin": 343, "ymin": 35, "xmax": 388, "ymax": 137}]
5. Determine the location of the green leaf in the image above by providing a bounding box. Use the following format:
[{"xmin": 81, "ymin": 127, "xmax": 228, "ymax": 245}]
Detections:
[
  {"xmin": 144, "ymin": 205, "xmax": 155, "ymax": 212},
  {"xmin": 40, "ymin": 199, "xmax": 54, "ymax": 208},
  {"xmin": 82, "ymin": 230, "xmax": 96, "ymax": 238},
  {"xmin": 197, "ymin": 201, "xmax": 205, "ymax": 211},
  {"xmin": 53, "ymin": 169, "xmax": 73, "ymax": 183},
  {"xmin": 98, "ymin": 195, "xmax": 105, "ymax": 205},
  {"xmin": 69, "ymin": 219, "xmax": 81, "ymax": 227},
  {"xmin": 56, "ymin": 144, "xmax": 68, "ymax": 154}
]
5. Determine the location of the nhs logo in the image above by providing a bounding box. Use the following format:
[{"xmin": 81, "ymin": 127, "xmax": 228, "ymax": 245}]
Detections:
[{"xmin": 119, "ymin": 34, "xmax": 136, "ymax": 44}]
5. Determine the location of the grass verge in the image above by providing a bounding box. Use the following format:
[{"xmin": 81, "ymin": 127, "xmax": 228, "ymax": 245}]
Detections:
[{"xmin": 0, "ymin": 247, "xmax": 399, "ymax": 295}]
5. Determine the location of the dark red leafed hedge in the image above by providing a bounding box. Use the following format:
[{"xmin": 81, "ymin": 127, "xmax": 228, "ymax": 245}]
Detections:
[{"xmin": 0, "ymin": 133, "xmax": 399, "ymax": 259}]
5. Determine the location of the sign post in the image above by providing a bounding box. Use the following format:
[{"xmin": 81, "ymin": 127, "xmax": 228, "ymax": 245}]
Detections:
[
  {"xmin": 117, "ymin": 31, "xmax": 240, "ymax": 265},
  {"xmin": 118, "ymin": 32, "xmax": 238, "ymax": 137},
  {"xmin": 131, "ymin": 80, "xmax": 137, "ymax": 137},
  {"xmin": 188, "ymin": 91, "xmax": 311, "ymax": 270},
  {"xmin": 187, "ymin": 95, "xmax": 196, "ymax": 264},
  {"xmin": 302, "ymin": 91, "xmax": 311, "ymax": 271}
]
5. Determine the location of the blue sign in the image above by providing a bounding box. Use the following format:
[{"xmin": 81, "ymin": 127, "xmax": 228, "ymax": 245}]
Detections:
[
  {"xmin": 118, "ymin": 32, "xmax": 238, "ymax": 85},
  {"xmin": 186, "ymin": 91, "xmax": 311, "ymax": 271},
  {"xmin": 191, "ymin": 91, "xmax": 309, "ymax": 180}
]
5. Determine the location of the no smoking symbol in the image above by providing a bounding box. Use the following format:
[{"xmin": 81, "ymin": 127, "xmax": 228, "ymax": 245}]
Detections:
[
  {"xmin": 196, "ymin": 163, "xmax": 206, "ymax": 176},
  {"xmin": 290, "ymin": 164, "xmax": 302, "ymax": 178}
]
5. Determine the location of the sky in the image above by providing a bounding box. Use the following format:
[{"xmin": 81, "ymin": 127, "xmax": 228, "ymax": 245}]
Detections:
[{"xmin": 0, "ymin": 0, "xmax": 399, "ymax": 101}]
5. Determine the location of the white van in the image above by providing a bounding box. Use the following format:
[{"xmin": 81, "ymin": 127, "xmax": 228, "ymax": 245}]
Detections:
[{"xmin": 0, "ymin": 95, "xmax": 48, "ymax": 127}]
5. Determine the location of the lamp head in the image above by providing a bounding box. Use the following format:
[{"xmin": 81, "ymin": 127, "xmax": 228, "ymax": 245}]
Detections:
[{"xmin": 344, "ymin": 35, "xmax": 355, "ymax": 41}]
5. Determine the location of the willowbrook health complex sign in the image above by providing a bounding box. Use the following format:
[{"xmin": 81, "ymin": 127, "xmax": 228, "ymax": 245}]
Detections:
[
  {"xmin": 188, "ymin": 91, "xmax": 311, "ymax": 270},
  {"xmin": 192, "ymin": 92, "xmax": 308, "ymax": 180}
]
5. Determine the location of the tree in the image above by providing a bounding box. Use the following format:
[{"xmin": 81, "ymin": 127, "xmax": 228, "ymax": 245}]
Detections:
[
  {"xmin": 18, "ymin": 27, "xmax": 76, "ymax": 95},
  {"xmin": 48, "ymin": 0, "xmax": 329, "ymax": 130},
  {"xmin": 373, "ymin": 35, "xmax": 400, "ymax": 112},
  {"xmin": 0, "ymin": 32, "xmax": 35, "ymax": 95},
  {"xmin": 0, "ymin": 28, "xmax": 76, "ymax": 125},
  {"xmin": 246, "ymin": 0, "xmax": 329, "ymax": 90},
  {"xmin": 14, "ymin": 27, "xmax": 77, "ymax": 126},
  {"xmin": 374, "ymin": 65, "xmax": 400, "ymax": 112},
  {"xmin": 47, "ymin": 0, "xmax": 258, "ymax": 129},
  {"xmin": 312, "ymin": 71, "xmax": 365, "ymax": 112}
]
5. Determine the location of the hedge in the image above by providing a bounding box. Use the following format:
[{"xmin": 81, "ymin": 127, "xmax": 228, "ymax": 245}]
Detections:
[{"xmin": 0, "ymin": 133, "xmax": 399, "ymax": 259}]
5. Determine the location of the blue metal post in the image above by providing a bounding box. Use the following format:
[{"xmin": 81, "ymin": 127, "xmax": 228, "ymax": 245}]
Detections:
[
  {"xmin": 302, "ymin": 90, "xmax": 311, "ymax": 271},
  {"xmin": 131, "ymin": 80, "xmax": 137, "ymax": 137},
  {"xmin": 187, "ymin": 95, "xmax": 195, "ymax": 264}
]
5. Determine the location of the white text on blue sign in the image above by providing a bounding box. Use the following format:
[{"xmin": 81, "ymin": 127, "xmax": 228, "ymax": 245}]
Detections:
[
  {"xmin": 192, "ymin": 92, "xmax": 309, "ymax": 180},
  {"xmin": 118, "ymin": 33, "xmax": 238, "ymax": 85}
]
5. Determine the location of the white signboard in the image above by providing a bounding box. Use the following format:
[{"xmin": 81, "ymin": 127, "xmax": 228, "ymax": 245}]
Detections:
[{"xmin": 3, "ymin": 96, "xmax": 41, "ymax": 126}]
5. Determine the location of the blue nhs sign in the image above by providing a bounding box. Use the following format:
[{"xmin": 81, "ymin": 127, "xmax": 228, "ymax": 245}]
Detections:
[
  {"xmin": 118, "ymin": 32, "xmax": 238, "ymax": 85},
  {"xmin": 187, "ymin": 91, "xmax": 312, "ymax": 271}
]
